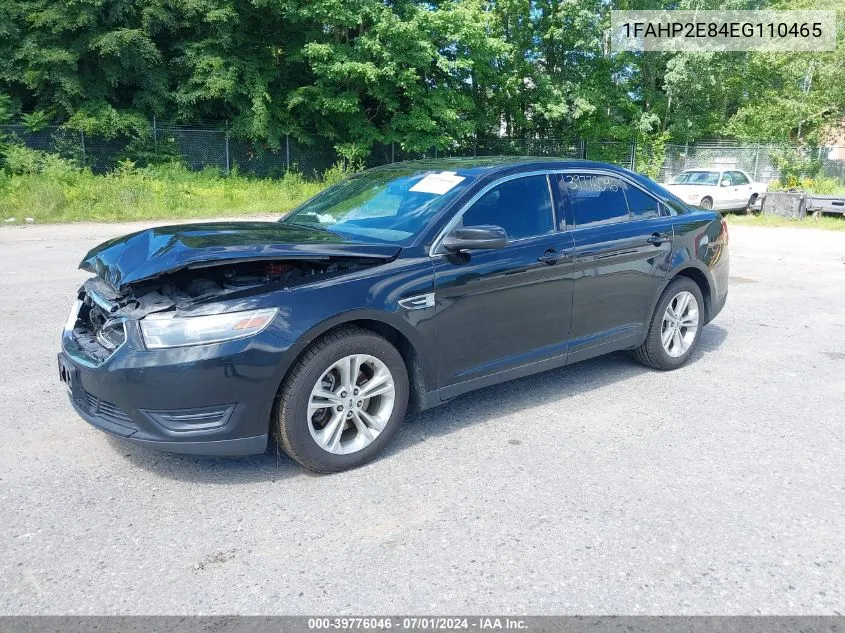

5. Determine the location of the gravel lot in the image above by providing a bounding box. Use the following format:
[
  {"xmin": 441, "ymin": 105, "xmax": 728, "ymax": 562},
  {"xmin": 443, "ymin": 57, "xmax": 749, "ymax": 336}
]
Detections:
[{"xmin": 0, "ymin": 220, "xmax": 843, "ymax": 615}]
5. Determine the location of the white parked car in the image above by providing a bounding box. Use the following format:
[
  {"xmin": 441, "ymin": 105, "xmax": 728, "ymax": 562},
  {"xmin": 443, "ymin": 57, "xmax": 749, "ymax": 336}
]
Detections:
[{"xmin": 662, "ymin": 169, "xmax": 767, "ymax": 212}]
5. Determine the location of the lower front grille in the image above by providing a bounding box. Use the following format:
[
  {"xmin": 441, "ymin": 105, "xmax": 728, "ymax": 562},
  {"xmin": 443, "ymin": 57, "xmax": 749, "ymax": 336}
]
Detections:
[{"xmin": 83, "ymin": 390, "xmax": 137, "ymax": 430}]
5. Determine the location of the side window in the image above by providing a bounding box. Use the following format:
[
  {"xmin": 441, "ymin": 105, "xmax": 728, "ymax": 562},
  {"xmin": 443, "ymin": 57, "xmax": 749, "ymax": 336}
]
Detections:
[
  {"xmin": 558, "ymin": 173, "xmax": 629, "ymax": 228},
  {"xmin": 731, "ymin": 171, "xmax": 749, "ymax": 185},
  {"xmin": 461, "ymin": 175, "xmax": 553, "ymax": 240},
  {"xmin": 720, "ymin": 172, "xmax": 733, "ymax": 186},
  {"xmin": 623, "ymin": 182, "xmax": 662, "ymax": 219}
]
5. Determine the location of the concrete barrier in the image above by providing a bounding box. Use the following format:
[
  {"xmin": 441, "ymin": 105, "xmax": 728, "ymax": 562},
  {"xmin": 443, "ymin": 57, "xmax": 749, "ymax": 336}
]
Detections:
[{"xmin": 761, "ymin": 192, "xmax": 807, "ymax": 219}]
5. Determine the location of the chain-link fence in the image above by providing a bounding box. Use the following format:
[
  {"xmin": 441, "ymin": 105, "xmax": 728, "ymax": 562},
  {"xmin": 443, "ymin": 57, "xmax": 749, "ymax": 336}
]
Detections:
[
  {"xmin": 2, "ymin": 122, "xmax": 844, "ymax": 187},
  {"xmin": 0, "ymin": 124, "xmax": 600, "ymax": 175},
  {"xmin": 659, "ymin": 142, "xmax": 845, "ymax": 185},
  {"xmin": 0, "ymin": 123, "xmax": 344, "ymax": 177}
]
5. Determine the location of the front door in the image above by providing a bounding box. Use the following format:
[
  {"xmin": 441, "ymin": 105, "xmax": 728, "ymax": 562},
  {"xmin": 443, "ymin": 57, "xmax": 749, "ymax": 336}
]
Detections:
[{"xmin": 433, "ymin": 174, "xmax": 575, "ymax": 394}]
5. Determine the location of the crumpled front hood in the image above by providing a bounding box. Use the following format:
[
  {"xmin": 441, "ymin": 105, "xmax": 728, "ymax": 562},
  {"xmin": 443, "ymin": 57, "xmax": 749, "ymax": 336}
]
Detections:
[{"xmin": 80, "ymin": 221, "xmax": 401, "ymax": 291}]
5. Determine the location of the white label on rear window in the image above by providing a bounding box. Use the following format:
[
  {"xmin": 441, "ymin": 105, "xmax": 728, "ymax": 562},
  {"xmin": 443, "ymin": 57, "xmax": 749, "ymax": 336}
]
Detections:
[{"xmin": 409, "ymin": 171, "xmax": 465, "ymax": 195}]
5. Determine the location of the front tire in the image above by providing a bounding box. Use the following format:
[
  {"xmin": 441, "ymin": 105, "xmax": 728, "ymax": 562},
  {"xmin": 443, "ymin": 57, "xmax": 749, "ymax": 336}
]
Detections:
[
  {"xmin": 275, "ymin": 326, "xmax": 409, "ymax": 473},
  {"xmin": 633, "ymin": 278, "xmax": 705, "ymax": 371}
]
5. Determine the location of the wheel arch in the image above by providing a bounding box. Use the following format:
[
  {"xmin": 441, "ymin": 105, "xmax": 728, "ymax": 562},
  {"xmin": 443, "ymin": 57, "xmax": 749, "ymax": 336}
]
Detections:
[
  {"xmin": 646, "ymin": 262, "xmax": 715, "ymax": 333},
  {"xmin": 276, "ymin": 309, "xmax": 435, "ymax": 416},
  {"xmin": 673, "ymin": 266, "xmax": 713, "ymax": 322}
]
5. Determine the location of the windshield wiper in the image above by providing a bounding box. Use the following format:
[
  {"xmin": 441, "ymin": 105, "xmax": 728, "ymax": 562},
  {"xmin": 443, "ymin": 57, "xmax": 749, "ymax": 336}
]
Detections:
[{"xmin": 285, "ymin": 220, "xmax": 331, "ymax": 232}]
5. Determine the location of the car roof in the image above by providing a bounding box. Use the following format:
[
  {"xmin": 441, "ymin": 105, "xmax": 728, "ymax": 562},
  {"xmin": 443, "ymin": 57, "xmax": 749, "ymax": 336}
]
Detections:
[
  {"xmin": 367, "ymin": 156, "xmax": 629, "ymax": 178},
  {"xmin": 681, "ymin": 168, "xmax": 748, "ymax": 173}
]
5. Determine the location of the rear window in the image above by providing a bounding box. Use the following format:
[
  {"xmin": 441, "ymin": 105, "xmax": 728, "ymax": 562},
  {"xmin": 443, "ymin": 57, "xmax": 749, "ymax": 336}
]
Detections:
[
  {"xmin": 557, "ymin": 174, "xmax": 629, "ymax": 228},
  {"xmin": 731, "ymin": 171, "xmax": 750, "ymax": 185}
]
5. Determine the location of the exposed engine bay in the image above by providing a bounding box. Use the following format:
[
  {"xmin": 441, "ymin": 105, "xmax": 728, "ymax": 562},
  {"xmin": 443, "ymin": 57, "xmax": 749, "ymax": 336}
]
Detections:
[
  {"xmin": 69, "ymin": 257, "xmax": 385, "ymax": 362},
  {"xmin": 85, "ymin": 257, "xmax": 383, "ymax": 318}
]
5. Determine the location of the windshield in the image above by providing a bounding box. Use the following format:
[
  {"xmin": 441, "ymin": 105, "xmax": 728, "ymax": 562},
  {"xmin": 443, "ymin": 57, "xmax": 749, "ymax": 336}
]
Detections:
[
  {"xmin": 670, "ymin": 171, "xmax": 720, "ymax": 185},
  {"xmin": 281, "ymin": 167, "xmax": 476, "ymax": 244}
]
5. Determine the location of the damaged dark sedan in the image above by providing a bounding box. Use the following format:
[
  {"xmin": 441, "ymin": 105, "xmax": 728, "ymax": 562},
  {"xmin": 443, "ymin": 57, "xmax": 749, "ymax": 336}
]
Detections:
[{"xmin": 58, "ymin": 158, "xmax": 729, "ymax": 472}]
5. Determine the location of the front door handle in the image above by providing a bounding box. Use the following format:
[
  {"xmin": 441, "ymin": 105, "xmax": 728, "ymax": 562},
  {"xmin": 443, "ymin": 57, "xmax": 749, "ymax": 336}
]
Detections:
[
  {"xmin": 646, "ymin": 232, "xmax": 669, "ymax": 246},
  {"xmin": 538, "ymin": 249, "xmax": 561, "ymax": 264}
]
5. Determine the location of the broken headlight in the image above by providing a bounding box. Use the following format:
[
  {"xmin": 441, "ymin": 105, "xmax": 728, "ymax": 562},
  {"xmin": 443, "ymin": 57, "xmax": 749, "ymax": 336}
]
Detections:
[{"xmin": 140, "ymin": 308, "xmax": 278, "ymax": 349}]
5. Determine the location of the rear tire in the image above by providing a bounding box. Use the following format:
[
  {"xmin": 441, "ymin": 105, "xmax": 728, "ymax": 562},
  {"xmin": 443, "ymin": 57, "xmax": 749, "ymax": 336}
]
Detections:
[
  {"xmin": 699, "ymin": 197, "xmax": 713, "ymax": 210},
  {"xmin": 633, "ymin": 277, "xmax": 705, "ymax": 371},
  {"xmin": 275, "ymin": 326, "xmax": 409, "ymax": 473}
]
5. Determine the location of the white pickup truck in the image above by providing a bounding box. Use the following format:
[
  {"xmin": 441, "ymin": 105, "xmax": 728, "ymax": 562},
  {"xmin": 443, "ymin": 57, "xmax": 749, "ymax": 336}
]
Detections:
[{"xmin": 662, "ymin": 168, "xmax": 767, "ymax": 212}]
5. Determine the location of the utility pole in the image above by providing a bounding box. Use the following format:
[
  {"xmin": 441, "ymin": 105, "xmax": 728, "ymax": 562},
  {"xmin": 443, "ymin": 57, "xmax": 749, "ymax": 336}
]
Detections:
[
  {"xmin": 796, "ymin": 61, "xmax": 814, "ymax": 140},
  {"xmin": 753, "ymin": 144, "xmax": 760, "ymax": 181},
  {"xmin": 224, "ymin": 120, "xmax": 230, "ymax": 174}
]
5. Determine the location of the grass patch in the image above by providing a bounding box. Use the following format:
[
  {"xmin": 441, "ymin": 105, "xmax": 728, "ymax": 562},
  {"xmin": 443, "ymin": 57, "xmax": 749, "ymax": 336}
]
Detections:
[
  {"xmin": 0, "ymin": 159, "xmax": 330, "ymax": 224},
  {"xmin": 6, "ymin": 149, "xmax": 840, "ymax": 230},
  {"xmin": 725, "ymin": 212, "xmax": 845, "ymax": 231}
]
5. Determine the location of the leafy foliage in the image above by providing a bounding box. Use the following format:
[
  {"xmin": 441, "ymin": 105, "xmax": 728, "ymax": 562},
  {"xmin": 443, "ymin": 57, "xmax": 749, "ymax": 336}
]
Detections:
[
  {"xmin": 768, "ymin": 146, "xmax": 823, "ymax": 187},
  {"xmin": 0, "ymin": 0, "xmax": 843, "ymax": 156}
]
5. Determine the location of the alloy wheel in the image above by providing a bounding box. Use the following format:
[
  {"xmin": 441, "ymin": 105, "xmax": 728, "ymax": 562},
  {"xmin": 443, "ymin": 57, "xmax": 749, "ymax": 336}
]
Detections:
[
  {"xmin": 661, "ymin": 291, "xmax": 699, "ymax": 358},
  {"xmin": 307, "ymin": 354, "xmax": 396, "ymax": 455}
]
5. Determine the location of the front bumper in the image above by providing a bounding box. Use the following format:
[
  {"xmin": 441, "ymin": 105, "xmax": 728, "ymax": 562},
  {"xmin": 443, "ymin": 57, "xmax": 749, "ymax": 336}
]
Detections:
[{"xmin": 59, "ymin": 317, "xmax": 295, "ymax": 456}]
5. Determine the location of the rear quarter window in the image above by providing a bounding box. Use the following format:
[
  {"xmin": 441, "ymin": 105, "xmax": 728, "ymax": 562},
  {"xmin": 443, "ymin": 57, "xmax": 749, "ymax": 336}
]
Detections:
[
  {"xmin": 623, "ymin": 183, "xmax": 662, "ymax": 219},
  {"xmin": 643, "ymin": 181, "xmax": 690, "ymax": 215}
]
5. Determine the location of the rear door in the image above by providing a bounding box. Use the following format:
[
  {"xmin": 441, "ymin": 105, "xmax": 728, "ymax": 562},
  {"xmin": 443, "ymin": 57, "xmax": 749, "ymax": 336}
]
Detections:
[
  {"xmin": 729, "ymin": 171, "xmax": 753, "ymax": 207},
  {"xmin": 552, "ymin": 172, "xmax": 674, "ymax": 359}
]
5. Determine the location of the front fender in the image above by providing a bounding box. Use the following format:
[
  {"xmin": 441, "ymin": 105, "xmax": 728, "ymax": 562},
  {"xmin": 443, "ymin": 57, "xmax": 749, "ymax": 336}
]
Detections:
[
  {"xmin": 266, "ymin": 255, "xmax": 438, "ymax": 398},
  {"xmin": 276, "ymin": 306, "xmax": 438, "ymax": 410}
]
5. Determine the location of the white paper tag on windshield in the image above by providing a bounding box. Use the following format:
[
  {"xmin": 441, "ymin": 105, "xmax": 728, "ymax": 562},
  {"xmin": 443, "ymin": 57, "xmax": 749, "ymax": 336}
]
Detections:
[{"xmin": 409, "ymin": 171, "xmax": 465, "ymax": 195}]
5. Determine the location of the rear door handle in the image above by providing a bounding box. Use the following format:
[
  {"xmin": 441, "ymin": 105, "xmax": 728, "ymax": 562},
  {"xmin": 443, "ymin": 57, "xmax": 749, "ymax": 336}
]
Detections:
[
  {"xmin": 538, "ymin": 249, "xmax": 561, "ymax": 264},
  {"xmin": 646, "ymin": 232, "xmax": 669, "ymax": 246}
]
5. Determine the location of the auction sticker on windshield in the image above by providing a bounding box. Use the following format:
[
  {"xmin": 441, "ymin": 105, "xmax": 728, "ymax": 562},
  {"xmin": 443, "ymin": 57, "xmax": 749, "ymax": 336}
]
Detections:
[{"xmin": 410, "ymin": 171, "xmax": 466, "ymax": 195}]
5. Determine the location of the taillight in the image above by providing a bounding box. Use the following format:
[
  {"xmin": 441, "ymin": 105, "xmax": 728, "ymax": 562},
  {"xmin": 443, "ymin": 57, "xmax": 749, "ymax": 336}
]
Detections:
[{"xmin": 720, "ymin": 218, "xmax": 729, "ymax": 243}]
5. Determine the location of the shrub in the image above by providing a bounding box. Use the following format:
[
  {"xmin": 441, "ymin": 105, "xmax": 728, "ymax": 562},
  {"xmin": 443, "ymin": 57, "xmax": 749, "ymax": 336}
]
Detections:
[
  {"xmin": 0, "ymin": 148, "xmax": 328, "ymax": 223},
  {"xmin": 321, "ymin": 160, "xmax": 360, "ymax": 186},
  {"xmin": 2, "ymin": 144, "xmax": 81, "ymax": 176},
  {"xmin": 120, "ymin": 133, "xmax": 184, "ymax": 167},
  {"xmin": 3, "ymin": 145, "xmax": 44, "ymax": 175},
  {"xmin": 767, "ymin": 176, "xmax": 842, "ymax": 194},
  {"xmin": 635, "ymin": 133, "xmax": 669, "ymax": 181},
  {"xmin": 769, "ymin": 147, "xmax": 822, "ymax": 188}
]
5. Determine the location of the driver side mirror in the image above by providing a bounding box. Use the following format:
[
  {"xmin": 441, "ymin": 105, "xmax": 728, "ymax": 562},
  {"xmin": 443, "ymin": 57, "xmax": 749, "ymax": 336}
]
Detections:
[
  {"xmin": 442, "ymin": 225, "xmax": 508, "ymax": 252},
  {"xmin": 720, "ymin": 178, "xmax": 731, "ymax": 187}
]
